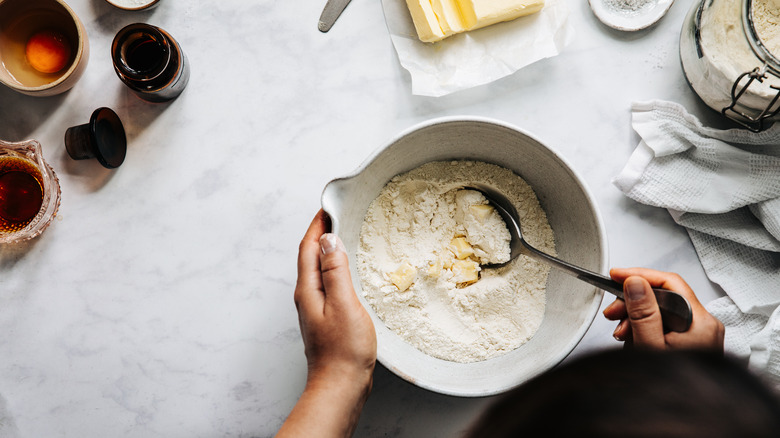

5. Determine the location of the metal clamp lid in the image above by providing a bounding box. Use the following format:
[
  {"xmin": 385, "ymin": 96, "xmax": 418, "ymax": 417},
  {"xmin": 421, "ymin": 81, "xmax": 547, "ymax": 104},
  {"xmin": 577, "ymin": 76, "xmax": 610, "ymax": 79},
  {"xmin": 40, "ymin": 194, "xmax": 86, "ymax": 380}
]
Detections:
[
  {"xmin": 721, "ymin": 0, "xmax": 780, "ymax": 132},
  {"xmin": 722, "ymin": 66, "xmax": 780, "ymax": 132}
]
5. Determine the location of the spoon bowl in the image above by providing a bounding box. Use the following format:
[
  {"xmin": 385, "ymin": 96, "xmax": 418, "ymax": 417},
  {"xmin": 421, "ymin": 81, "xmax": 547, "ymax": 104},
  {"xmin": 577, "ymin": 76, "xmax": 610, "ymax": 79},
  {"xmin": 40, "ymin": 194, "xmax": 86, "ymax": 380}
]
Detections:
[
  {"xmin": 466, "ymin": 183, "xmax": 693, "ymax": 333},
  {"xmin": 589, "ymin": 0, "xmax": 675, "ymax": 31}
]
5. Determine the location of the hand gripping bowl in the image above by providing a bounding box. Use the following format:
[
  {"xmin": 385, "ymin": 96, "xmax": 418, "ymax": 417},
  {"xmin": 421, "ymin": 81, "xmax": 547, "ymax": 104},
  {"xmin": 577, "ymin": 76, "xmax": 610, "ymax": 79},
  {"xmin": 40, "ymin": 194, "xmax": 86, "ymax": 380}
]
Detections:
[{"xmin": 321, "ymin": 117, "xmax": 607, "ymax": 397}]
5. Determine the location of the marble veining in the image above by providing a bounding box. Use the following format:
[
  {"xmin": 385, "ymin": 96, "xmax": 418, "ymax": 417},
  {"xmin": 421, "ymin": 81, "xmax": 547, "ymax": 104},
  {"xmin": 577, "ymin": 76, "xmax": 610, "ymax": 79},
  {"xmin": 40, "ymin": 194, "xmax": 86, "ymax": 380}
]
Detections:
[{"xmin": 0, "ymin": 0, "xmax": 725, "ymax": 436}]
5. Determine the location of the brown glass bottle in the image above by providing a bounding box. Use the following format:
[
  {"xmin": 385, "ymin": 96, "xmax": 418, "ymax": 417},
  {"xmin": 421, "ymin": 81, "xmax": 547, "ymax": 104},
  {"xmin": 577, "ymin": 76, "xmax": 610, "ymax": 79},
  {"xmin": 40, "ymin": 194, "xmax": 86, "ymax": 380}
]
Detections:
[{"xmin": 111, "ymin": 23, "xmax": 189, "ymax": 103}]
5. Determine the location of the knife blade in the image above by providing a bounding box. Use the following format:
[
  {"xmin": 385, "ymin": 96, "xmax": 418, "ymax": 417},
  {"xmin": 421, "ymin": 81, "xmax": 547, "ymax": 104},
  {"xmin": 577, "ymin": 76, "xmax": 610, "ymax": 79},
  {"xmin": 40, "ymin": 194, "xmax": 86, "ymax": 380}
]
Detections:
[{"xmin": 318, "ymin": 0, "xmax": 353, "ymax": 32}]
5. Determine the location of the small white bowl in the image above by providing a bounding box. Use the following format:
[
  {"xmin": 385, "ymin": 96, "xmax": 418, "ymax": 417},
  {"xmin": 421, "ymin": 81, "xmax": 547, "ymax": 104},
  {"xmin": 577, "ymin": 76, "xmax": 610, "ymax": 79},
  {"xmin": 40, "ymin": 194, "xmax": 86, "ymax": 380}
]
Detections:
[
  {"xmin": 322, "ymin": 117, "xmax": 607, "ymax": 397},
  {"xmin": 589, "ymin": 0, "xmax": 674, "ymax": 32},
  {"xmin": 104, "ymin": 0, "xmax": 160, "ymax": 11}
]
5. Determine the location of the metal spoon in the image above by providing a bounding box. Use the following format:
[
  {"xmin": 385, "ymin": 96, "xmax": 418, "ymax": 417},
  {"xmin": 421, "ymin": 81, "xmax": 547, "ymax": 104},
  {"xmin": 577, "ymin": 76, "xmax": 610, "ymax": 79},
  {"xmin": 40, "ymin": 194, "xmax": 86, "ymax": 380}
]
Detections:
[{"xmin": 465, "ymin": 184, "xmax": 693, "ymax": 333}]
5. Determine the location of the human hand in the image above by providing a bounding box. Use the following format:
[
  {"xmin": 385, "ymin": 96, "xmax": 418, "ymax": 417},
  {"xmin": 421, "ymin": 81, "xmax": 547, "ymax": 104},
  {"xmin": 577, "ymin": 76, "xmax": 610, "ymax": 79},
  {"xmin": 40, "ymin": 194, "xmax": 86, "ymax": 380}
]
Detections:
[
  {"xmin": 293, "ymin": 210, "xmax": 377, "ymax": 392},
  {"xmin": 603, "ymin": 268, "xmax": 724, "ymax": 352},
  {"xmin": 278, "ymin": 210, "xmax": 376, "ymax": 438}
]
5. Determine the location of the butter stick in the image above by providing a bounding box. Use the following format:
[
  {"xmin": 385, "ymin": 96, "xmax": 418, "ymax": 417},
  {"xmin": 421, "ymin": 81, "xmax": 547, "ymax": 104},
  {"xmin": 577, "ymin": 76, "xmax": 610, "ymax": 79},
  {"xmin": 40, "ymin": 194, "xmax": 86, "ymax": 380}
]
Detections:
[
  {"xmin": 457, "ymin": 0, "xmax": 545, "ymax": 32},
  {"xmin": 406, "ymin": 0, "xmax": 446, "ymax": 42},
  {"xmin": 432, "ymin": 0, "xmax": 467, "ymax": 35},
  {"xmin": 406, "ymin": 0, "xmax": 545, "ymax": 43}
]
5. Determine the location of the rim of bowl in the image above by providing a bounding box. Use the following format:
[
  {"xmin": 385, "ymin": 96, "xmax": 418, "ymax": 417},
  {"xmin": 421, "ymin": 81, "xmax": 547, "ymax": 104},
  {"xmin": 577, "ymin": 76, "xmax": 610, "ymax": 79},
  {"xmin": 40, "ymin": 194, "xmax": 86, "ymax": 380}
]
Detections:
[{"xmin": 322, "ymin": 115, "xmax": 609, "ymax": 396}]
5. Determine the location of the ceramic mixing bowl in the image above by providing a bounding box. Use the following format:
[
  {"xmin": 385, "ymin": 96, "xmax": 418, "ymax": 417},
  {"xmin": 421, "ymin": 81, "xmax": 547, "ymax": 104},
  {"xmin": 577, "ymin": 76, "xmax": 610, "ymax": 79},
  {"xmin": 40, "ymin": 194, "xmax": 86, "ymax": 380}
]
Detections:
[{"xmin": 321, "ymin": 117, "xmax": 606, "ymax": 397}]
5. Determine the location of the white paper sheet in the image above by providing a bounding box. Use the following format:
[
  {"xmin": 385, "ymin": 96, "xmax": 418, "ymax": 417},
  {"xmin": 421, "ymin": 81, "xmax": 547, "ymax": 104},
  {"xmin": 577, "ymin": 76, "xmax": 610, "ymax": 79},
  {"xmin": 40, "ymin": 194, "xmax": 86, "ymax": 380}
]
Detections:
[{"xmin": 381, "ymin": 0, "xmax": 574, "ymax": 96}]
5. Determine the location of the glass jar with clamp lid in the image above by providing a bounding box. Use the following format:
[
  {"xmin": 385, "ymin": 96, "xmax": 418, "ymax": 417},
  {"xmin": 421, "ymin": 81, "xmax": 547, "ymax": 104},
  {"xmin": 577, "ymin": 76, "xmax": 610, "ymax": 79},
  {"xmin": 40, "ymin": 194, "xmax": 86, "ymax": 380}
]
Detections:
[{"xmin": 680, "ymin": 0, "xmax": 780, "ymax": 131}]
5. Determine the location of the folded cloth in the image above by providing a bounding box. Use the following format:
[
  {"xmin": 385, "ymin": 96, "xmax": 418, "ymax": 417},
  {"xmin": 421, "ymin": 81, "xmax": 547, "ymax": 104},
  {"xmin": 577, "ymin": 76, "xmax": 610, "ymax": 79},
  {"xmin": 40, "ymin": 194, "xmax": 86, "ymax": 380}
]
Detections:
[
  {"xmin": 709, "ymin": 296, "xmax": 780, "ymax": 388},
  {"xmin": 613, "ymin": 100, "xmax": 780, "ymax": 384}
]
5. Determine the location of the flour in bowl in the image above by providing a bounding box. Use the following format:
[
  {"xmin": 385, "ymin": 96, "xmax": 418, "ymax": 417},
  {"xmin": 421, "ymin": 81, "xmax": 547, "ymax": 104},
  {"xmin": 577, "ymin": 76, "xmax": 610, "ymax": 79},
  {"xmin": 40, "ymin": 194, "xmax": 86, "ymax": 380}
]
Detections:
[{"xmin": 356, "ymin": 161, "xmax": 555, "ymax": 363}]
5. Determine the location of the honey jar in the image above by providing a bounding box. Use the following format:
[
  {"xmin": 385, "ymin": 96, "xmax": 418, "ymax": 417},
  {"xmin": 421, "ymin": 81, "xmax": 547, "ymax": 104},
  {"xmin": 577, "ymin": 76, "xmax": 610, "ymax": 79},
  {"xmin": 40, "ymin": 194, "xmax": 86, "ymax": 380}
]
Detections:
[{"xmin": 0, "ymin": 139, "xmax": 61, "ymax": 243}]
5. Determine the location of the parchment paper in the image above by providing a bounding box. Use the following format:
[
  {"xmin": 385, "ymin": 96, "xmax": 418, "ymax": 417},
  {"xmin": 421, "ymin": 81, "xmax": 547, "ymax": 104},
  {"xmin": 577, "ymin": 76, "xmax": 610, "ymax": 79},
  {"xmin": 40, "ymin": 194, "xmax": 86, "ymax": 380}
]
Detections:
[{"xmin": 381, "ymin": 0, "xmax": 574, "ymax": 96}]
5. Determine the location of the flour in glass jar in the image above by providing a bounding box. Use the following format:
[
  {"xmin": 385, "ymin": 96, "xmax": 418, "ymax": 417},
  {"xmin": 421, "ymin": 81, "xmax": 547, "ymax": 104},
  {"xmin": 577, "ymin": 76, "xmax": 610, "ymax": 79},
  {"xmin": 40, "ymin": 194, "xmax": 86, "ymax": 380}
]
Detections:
[
  {"xmin": 688, "ymin": 0, "xmax": 780, "ymax": 113},
  {"xmin": 753, "ymin": 0, "xmax": 780, "ymax": 55},
  {"xmin": 356, "ymin": 161, "xmax": 555, "ymax": 363}
]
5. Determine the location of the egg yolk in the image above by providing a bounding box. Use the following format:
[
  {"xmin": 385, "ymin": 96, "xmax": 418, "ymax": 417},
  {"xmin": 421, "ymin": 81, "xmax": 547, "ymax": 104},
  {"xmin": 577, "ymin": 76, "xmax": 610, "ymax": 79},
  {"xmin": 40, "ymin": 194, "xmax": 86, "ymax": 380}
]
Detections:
[{"xmin": 25, "ymin": 30, "xmax": 72, "ymax": 74}]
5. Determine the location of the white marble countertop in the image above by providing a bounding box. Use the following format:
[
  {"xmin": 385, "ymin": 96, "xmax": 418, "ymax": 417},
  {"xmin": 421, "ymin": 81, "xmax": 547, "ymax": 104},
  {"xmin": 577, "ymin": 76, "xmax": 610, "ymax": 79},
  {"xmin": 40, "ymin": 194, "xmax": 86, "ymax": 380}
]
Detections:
[{"xmin": 0, "ymin": 0, "xmax": 728, "ymax": 436}]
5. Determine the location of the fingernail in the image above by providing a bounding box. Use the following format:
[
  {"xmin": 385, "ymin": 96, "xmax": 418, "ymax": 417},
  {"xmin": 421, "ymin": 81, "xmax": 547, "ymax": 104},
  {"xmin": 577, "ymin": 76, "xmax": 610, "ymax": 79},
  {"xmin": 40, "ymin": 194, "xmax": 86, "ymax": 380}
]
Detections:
[
  {"xmin": 320, "ymin": 233, "xmax": 345, "ymax": 255},
  {"xmin": 613, "ymin": 320, "xmax": 627, "ymax": 341},
  {"xmin": 625, "ymin": 277, "xmax": 646, "ymax": 301}
]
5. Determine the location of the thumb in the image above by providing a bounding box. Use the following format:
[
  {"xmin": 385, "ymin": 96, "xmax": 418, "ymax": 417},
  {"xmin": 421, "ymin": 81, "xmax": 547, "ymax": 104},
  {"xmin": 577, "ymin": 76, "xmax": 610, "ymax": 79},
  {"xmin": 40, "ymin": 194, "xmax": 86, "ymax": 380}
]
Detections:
[
  {"xmin": 623, "ymin": 276, "xmax": 666, "ymax": 350},
  {"xmin": 319, "ymin": 234, "xmax": 357, "ymax": 302}
]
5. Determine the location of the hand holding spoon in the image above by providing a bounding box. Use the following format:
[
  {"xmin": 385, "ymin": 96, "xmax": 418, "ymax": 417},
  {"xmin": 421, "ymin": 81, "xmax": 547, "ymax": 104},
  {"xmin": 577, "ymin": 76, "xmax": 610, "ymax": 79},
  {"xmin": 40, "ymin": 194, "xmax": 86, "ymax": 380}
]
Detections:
[{"xmin": 465, "ymin": 184, "xmax": 693, "ymax": 333}]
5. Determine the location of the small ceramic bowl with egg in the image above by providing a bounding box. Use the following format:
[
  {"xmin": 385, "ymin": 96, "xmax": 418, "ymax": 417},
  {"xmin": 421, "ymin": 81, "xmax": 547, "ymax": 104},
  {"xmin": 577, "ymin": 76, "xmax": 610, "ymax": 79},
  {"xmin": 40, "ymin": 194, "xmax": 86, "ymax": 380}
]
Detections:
[
  {"xmin": 321, "ymin": 116, "xmax": 607, "ymax": 397},
  {"xmin": 0, "ymin": 0, "xmax": 89, "ymax": 97}
]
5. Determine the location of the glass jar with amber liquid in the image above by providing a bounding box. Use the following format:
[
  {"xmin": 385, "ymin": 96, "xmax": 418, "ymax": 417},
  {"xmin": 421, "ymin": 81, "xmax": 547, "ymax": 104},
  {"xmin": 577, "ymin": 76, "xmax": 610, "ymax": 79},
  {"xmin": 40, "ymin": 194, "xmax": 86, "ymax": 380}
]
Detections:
[
  {"xmin": 0, "ymin": 139, "xmax": 61, "ymax": 243},
  {"xmin": 111, "ymin": 23, "xmax": 189, "ymax": 103}
]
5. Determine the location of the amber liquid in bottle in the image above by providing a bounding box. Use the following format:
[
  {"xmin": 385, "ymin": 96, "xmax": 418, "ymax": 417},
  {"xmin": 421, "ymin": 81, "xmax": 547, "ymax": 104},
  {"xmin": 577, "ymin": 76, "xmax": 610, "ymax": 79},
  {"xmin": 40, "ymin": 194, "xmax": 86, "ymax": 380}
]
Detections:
[
  {"xmin": 125, "ymin": 36, "xmax": 165, "ymax": 73},
  {"xmin": 0, "ymin": 156, "xmax": 44, "ymax": 233},
  {"xmin": 112, "ymin": 23, "xmax": 189, "ymax": 102}
]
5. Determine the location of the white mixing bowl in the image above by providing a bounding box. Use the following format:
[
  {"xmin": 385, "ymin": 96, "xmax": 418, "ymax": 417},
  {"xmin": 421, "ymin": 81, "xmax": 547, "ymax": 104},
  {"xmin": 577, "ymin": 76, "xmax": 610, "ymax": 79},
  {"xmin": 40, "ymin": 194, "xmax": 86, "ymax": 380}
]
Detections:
[{"xmin": 321, "ymin": 117, "xmax": 606, "ymax": 397}]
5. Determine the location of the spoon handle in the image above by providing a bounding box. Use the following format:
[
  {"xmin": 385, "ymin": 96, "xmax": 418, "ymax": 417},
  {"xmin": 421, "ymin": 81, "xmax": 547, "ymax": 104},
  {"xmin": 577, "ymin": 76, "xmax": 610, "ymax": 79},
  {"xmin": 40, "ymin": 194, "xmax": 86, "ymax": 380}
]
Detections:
[{"xmin": 524, "ymin": 245, "xmax": 693, "ymax": 333}]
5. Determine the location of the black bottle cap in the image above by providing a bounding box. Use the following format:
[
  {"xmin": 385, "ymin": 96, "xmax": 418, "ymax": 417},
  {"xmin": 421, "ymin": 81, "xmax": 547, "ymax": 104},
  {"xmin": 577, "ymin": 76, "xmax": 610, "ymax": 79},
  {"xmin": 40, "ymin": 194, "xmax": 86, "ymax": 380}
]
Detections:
[{"xmin": 65, "ymin": 107, "xmax": 127, "ymax": 169}]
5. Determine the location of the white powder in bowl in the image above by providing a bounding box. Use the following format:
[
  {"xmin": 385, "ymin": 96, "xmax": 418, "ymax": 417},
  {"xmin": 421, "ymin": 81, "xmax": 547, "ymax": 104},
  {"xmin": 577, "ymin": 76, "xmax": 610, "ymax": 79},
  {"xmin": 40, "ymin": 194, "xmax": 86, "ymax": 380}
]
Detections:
[
  {"xmin": 356, "ymin": 161, "xmax": 555, "ymax": 363},
  {"xmin": 105, "ymin": 0, "xmax": 159, "ymax": 10},
  {"xmin": 603, "ymin": 0, "xmax": 654, "ymax": 14}
]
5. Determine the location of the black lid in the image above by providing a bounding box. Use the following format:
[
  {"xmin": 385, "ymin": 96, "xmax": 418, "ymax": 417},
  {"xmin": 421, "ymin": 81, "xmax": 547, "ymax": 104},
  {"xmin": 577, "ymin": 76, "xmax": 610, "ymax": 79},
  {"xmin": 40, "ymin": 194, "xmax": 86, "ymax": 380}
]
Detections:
[{"xmin": 65, "ymin": 107, "xmax": 127, "ymax": 169}]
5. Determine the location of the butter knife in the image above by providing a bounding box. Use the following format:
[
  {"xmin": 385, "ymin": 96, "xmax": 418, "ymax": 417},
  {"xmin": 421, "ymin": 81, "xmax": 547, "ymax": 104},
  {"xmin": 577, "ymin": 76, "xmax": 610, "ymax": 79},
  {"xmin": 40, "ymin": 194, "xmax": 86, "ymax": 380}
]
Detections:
[{"xmin": 318, "ymin": 0, "xmax": 352, "ymax": 32}]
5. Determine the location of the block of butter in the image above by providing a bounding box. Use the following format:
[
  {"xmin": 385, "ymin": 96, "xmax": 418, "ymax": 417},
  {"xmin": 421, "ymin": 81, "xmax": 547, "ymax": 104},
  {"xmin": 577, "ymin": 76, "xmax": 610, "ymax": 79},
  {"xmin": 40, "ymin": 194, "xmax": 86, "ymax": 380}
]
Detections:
[
  {"xmin": 406, "ymin": 0, "xmax": 545, "ymax": 43},
  {"xmin": 388, "ymin": 262, "xmax": 416, "ymax": 292},
  {"xmin": 406, "ymin": 0, "xmax": 446, "ymax": 43}
]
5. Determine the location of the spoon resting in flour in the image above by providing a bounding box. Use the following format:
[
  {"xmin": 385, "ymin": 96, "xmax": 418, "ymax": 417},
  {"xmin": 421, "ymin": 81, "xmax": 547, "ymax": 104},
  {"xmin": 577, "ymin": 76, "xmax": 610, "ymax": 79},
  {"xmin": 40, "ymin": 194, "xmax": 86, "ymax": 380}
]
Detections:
[{"xmin": 465, "ymin": 183, "xmax": 693, "ymax": 333}]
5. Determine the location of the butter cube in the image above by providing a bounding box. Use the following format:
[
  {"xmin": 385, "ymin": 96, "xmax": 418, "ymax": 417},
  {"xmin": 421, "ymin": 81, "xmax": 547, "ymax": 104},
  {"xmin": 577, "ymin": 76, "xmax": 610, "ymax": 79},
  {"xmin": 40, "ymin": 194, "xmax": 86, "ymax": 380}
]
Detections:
[
  {"xmin": 456, "ymin": 0, "xmax": 545, "ymax": 32},
  {"xmin": 405, "ymin": 0, "xmax": 446, "ymax": 42},
  {"xmin": 389, "ymin": 262, "xmax": 416, "ymax": 292},
  {"xmin": 469, "ymin": 204, "xmax": 494, "ymax": 223},
  {"xmin": 452, "ymin": 259, "xmax": 480, "ymax": 285},
  {"xmin": 449, "ymin": 237, "xmax": 474, "ymax": 260},
  {"xmin": 431, "ymin": 0, "xmax": 467, "ymax": 34}
]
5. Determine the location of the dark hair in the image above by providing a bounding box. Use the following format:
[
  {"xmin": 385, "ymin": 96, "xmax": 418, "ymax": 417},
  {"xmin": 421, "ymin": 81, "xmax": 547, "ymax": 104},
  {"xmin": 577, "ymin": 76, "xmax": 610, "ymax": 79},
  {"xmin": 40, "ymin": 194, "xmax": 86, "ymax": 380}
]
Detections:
[{"xmin": 465, "ymin": 349, "xmax": 780, "ymax": 438}]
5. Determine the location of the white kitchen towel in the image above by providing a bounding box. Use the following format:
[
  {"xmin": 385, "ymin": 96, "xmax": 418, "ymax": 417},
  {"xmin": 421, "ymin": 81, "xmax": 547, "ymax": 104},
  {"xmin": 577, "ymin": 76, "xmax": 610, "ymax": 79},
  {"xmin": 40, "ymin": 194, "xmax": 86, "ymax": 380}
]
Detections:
[
  {"xmin": 709, "ymin": 296, "xmax": 780, "ymax": 388},
  {"xmin": 613, "ymin": 100, "xmax": 780, "ymax": 383},
  {"xmin": 613, "ymin": 100, "xmax": 780, "ymax": 314}
]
